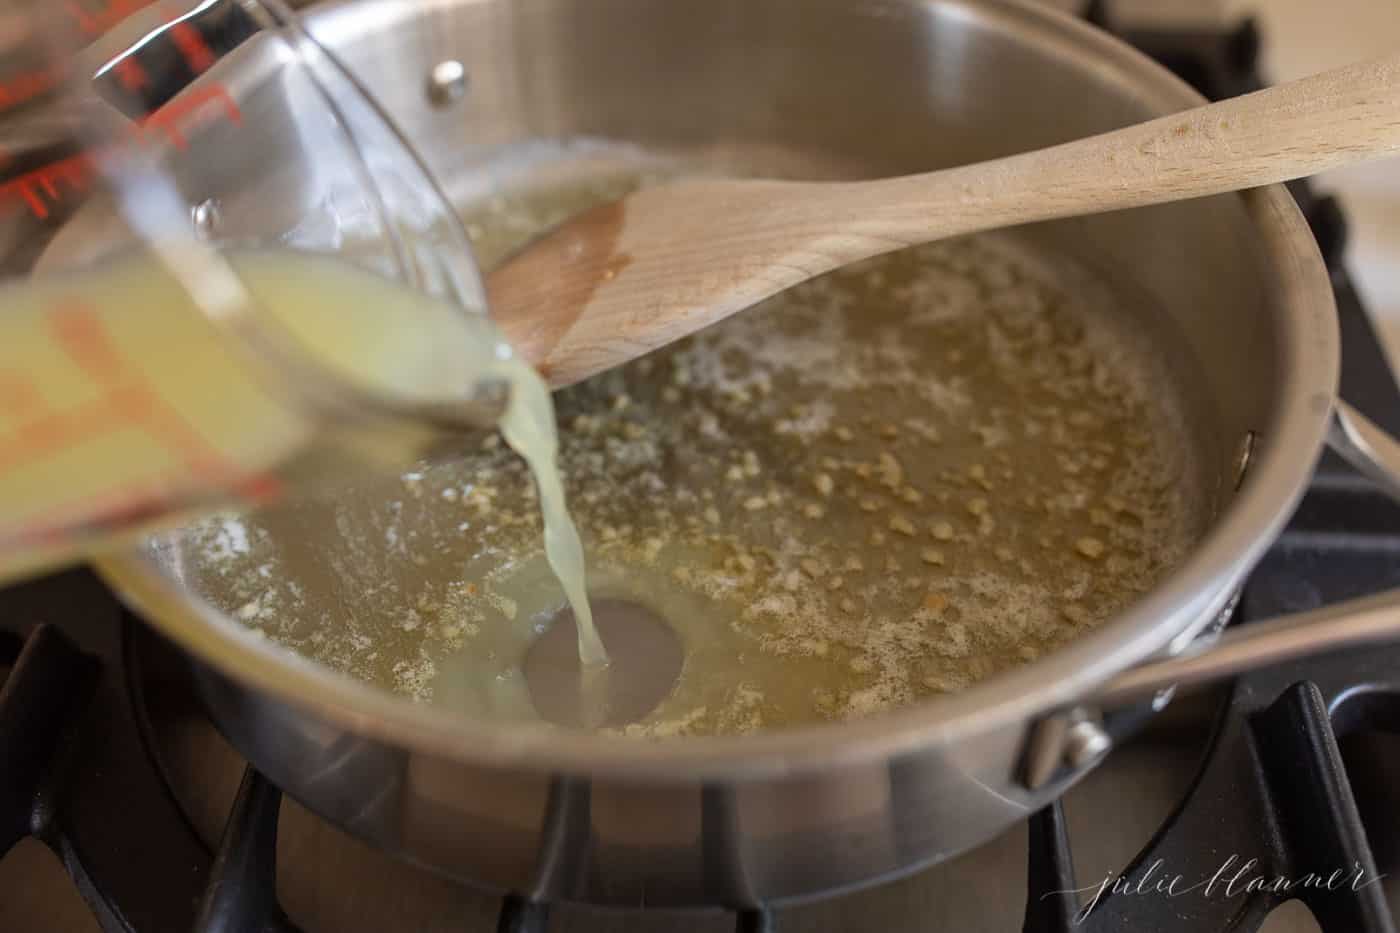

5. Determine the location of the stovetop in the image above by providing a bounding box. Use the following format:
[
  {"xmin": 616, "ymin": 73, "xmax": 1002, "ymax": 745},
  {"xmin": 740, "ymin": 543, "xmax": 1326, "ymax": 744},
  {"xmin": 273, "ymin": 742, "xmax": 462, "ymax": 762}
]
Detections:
[{"xmin": 6, "ymin": 5, "xmax": 1400, "ymax": 933}]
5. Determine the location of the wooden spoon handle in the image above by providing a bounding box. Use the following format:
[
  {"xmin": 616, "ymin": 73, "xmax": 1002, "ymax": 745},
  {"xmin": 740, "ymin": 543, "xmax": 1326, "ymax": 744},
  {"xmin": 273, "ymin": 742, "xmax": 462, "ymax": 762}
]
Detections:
[
  {"xmin": 833, "ymin": 52, "xmax": 1400, "ymax": 241},
  {"xmin": 491, "ymin": 54, "xmax": 1400, "ymax": 388}
]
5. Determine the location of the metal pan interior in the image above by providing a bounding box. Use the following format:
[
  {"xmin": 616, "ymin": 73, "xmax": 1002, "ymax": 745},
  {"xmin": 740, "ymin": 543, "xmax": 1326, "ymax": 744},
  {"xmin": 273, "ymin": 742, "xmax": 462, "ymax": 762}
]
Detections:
[
  {"xmin": 162, "ymin": 131, "xmax": 1222, "ymax": 736},
  {"xmin": 101, "ymin": 0, "xmax": 1336, "ymax": 769}
]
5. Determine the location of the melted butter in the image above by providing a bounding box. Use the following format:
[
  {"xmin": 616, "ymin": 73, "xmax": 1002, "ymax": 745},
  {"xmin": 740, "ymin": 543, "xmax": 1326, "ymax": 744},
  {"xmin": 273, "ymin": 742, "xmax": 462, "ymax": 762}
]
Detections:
[{"xmin": 185, "ymin": 167, "xmax": 1208, "ymax": 737}]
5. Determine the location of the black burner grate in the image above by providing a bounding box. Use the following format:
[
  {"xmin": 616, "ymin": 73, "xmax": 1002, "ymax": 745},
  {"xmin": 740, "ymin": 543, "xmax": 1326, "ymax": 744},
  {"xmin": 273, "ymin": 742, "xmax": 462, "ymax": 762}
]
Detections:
[
  {"xmin": 0, "ymin": 572, "xmax": 212, "ymax": 932},
  {"xmin": 1025, "ymin": 646, "xmax": 1400, "ymax": 933},
  {"xmin": 3, "ymin": 8, "xmax": 1399, "ymax": 933}
]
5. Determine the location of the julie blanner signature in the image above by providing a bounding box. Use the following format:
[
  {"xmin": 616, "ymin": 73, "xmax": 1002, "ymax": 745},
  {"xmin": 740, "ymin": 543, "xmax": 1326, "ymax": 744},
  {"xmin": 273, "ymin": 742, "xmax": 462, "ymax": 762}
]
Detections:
[{"xmin": 1045, "ymin": 855, "xmax": 1386, "ymax": 925}]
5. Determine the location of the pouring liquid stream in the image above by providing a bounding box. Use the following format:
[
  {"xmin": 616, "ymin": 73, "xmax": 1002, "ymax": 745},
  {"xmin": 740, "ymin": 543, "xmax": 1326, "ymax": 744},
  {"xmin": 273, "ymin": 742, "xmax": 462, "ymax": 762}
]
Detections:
[
  {"xmin": 235, "ymin": 251, "xmax": 612, "ymax": 672},
  {"xmin": 492, "ymin": 360, "xmax": 608, "ymax": 669}
]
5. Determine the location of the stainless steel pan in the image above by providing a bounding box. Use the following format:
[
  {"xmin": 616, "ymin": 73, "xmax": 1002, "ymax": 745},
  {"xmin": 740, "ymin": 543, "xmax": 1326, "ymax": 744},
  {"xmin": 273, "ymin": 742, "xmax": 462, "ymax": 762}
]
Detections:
[{"xmin": 90, "ymin": 0, "xmax": 1400, "ymax": 907}]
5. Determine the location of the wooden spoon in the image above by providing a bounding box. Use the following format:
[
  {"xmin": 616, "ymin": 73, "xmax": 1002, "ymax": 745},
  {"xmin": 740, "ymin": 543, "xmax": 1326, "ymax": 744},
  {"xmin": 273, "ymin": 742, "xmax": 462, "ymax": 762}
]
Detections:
[{"xmin": 489, "ymin": 54, "xmax": 1400, "ymax": 388}]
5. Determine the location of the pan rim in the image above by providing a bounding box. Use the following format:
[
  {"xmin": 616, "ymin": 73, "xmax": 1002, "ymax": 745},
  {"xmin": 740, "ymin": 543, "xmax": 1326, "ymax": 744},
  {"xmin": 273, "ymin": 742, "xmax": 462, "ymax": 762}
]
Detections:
[{"xmin": 96, "ymin": 0, "xmax": 1340, "ymax": 781}]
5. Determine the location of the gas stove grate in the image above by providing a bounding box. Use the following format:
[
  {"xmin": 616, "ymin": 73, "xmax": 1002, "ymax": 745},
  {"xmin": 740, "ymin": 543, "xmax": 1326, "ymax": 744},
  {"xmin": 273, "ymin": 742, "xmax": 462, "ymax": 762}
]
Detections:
[{"xmin": 1024, "ymin": 649, "xmax": 1400, "ymax": 933}]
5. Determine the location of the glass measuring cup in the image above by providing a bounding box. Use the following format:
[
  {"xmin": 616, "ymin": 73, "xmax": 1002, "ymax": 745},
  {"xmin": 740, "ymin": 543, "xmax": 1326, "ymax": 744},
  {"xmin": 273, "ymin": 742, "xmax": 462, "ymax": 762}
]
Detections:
[{"xmin": 0, "ymin": 0, "xmax": 506, "ymax": 582}]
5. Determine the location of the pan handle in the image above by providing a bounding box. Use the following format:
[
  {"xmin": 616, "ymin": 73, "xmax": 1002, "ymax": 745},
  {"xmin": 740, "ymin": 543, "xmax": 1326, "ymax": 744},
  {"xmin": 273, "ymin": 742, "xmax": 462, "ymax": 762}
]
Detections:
[
  {"xmin": 1326, "ymin": 398, "xmax": 1400, "ymax": 502},
  {"xmin": 1089, "ymin": 400, "xmax": 1400, "ymax": 707},
  {"xmin": 1089, "ymin": 585, "xmax": 1400, "ymax": 706}
]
